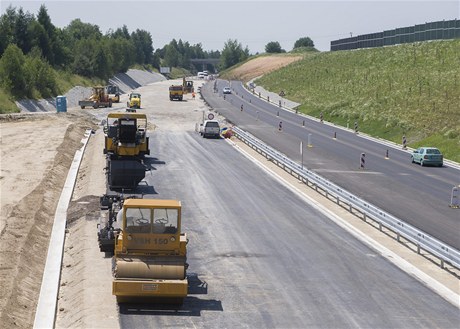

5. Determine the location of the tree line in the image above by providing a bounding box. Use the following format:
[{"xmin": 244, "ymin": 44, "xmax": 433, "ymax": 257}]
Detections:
[
  {"xmin": 0, "ymin": 4, "xmax": 315, "ymax": 100},
  {"xmin": 0, "ymin": 5, "xmax": 220, "ymax": 98}
]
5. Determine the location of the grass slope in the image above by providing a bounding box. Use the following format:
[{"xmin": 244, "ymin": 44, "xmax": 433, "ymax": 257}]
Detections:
[{"xmin": 256, "ymin": 40, "xmax": 460, "ymax": 162}]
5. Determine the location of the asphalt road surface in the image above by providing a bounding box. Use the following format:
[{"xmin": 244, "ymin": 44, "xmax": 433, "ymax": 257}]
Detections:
[
  {"xmin": 113, "ymin": 86, "xmax": 459, "ymax": 327},
  {"xmin": 202, "ymin": 80, "xmax": 460, "ymax": 251}
]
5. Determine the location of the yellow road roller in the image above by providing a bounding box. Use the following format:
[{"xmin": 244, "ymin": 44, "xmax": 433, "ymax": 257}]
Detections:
[
  {"xmin": 104, "ymin": 112, "xmax": 150, "ymax": 190},
  {"xmin": 112, "ymin": 199, "xmax": 188, "ymax": 304}
]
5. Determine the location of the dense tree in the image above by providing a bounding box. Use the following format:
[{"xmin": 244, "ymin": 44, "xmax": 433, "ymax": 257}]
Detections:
[
  {"xmin": 0, "ymin": 6, "xmax": 16, "ymax": 56},
  {"xmin": 0, "ymin": 5, "xmax": 232, "ymax": 100},
  {"xmin": 151, "ymin": 52, "xmax": 160, "ymax": 70},
  {"xmin": 220, "ymin": 39, "xmax": 249, "ymax": 69},
  {"xmin": 109, "ymin": 25, "xmax": 130, "ymax": 40},
  {"xmin": 36, "ymin": 4, "xmax": 61, "ymax": 66},
  {"xmin": 265, "ymin": 41, "xmax": 284, "ymax": 53},
  {"xmin": 29, "ymin": 20, "xmax": 52, "ymax": 63},
  {"xmin": 24, "ymin": 48, "xmax": 57, "ymax": 97},
  {"xmin": 14, "ymin": 8, "xmax": 34, "ymax": 54},
  {"xmin": 163, "ymin": 43, "xmax": 179, "ymax": 67},
  {"xmin": 92, "ymin": 45, "xmax": 111, "ymax": 79},
  {"xmin": 64, "ymin": 19, "xmax": 102, "ymax": 43},
  {"xmin": 131, "ymin": 29, "xmax": 154, "ymax": 65},
  {"xmin": 71, "ymin": 39, "xmax": 96, "ymax": 77},
  {"xmin": 293, "ymin": 37, "xmax": 314, "ymax": 49},
  {"xmin": 0, "ymin": 44, "xmax": 26, "ymax": 96},
  {"xmin": 107, "ymin": 37, "xmax": 135, "ymax": 72}
]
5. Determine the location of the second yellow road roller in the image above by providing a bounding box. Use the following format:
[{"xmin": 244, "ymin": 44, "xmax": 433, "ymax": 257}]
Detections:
[{"xmin": 112, "ymin": 198, "xmax": 188, "ymax": 304}]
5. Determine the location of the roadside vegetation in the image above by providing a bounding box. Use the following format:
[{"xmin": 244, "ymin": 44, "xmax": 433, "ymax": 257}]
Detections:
[
  {"xmin": 255, "ymin": 40, "xmax": 460, "ymax": 161},
  {"xmin": 0, "ymin": 5, "xmax": 218, "ymax": 113}
]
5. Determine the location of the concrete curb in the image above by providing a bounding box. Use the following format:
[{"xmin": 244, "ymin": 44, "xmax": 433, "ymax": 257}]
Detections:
[{"xmin": 33, "ymin": 130, "xmax": 92, "ymax": 329}]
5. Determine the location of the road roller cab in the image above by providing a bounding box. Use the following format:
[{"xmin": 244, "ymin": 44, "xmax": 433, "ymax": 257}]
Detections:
[
  {"xmin": 113, "ymin": 199, "xmax": 188, "ymax": 303},
  {"xmin": 104, "ymin": 112, "xmax": 150, "ymax": 190}
]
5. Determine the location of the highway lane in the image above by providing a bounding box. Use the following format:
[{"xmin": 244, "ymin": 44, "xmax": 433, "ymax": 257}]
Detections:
[
  {"xmin": 203, "ymin": 80, "xmax": 460, "ymax": 250},
  {"xmin": 119, "ymin": 127, "xmax": 459, "ymax": 328}
]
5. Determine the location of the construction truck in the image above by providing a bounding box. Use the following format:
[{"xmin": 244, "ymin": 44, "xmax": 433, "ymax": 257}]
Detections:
[
  {"xmin": 104, "ymin": 112, "xmax": 150, "ymax": 190},
  {"xmin": 169, "ymin": 85, "xmax": 184, "ymax": 101},
  {"xmin": 182, "ymin": 78, "xmax": 194, "ymax": 94},
  {"xmin": 106, "ymin": 85, "xmax": 121, "ymax": 103},
  {"xmin": 79, "ymin": 86, "xmax": 113, "ymax": 109},
  {"xmin": 112, "ymin": 198, "xmax": 188, "ymax": 304},
  {"xmin": 127, "ymin": 92, "xmax": 141, "ymax": 109}
]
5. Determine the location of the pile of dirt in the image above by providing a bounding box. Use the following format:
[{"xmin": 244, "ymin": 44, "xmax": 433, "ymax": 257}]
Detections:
[
  {"xmin": 223, "ymin": 55, "xmax": 303, "ymax": 82},
  {"xmin": 0, "ymin": 111, "xmax": 98, "ymax": 328}
]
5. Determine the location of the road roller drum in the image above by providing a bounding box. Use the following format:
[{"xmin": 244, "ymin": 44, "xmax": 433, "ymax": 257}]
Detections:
[{"xmin": 112, "ymin": 199, "xmax": 188, "ymax": 303}]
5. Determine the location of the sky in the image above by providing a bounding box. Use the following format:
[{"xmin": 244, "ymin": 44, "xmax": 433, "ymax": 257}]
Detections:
[{"xmin": 1, "ymin": 0, "xmax": 459, "ymax": 53}]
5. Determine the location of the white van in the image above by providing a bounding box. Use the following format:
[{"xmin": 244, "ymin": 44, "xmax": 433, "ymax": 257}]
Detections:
[
  {"xmin": 197, "ymin": 72, "xmax": 205, "ymax": 79},
  {"xmin": 199, "ymin": 120, "xmax": 220, "ymax": 138}
]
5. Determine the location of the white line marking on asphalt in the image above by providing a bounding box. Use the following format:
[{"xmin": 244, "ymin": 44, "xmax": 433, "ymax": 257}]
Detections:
[
  {"xmin": 314, "ymin": 169, "xmax": 382, "ymax": 174},
  {"xmin": 228, "ymin": 138, "xmax": 460, "ymax": 309}
]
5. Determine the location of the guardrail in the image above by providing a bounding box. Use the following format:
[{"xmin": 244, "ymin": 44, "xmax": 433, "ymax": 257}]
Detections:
[
  {"xmin": 232, "ymin": 126, "xmax": 460, "ymax": 270},
  {"xmin": 240, "ymin": 82, "xmax": 460, "ymax": 171}
]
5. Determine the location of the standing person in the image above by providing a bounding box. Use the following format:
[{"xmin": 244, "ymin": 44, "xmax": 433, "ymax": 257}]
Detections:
[
  {"xmin": 192, "ymin": 92, "xmax": 196, "ymax": 99},
  {"xmin": 279, "ymin": 121, "xmax": 283, "ymax": 131}
]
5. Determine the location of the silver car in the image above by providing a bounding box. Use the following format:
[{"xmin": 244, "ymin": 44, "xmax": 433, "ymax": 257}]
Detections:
[{"xmin": 411, "ymin": 147, "xmax": 443, "ymax": 167}]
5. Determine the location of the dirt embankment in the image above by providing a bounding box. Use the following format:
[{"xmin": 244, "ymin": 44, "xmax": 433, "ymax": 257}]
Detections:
[
  {"xmin": 222, "ymin": 55, "xmax": 303, "ymax": 82},
  {"xmin": 0, "ymin": 112, "xmax": 98, "ymax": 328},
  {"xmin": 0, "ymin": 69, "xmax": 168, "ymax": 329}
]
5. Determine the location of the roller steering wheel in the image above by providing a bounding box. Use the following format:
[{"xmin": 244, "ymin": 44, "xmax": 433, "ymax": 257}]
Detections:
[
  {"xmin": 135, "ymin": 218, "xmax": 149, "ymax": 225},
  {"xmin": 155, "ymin": 218, "xmax": 168, "ymax": 224}
]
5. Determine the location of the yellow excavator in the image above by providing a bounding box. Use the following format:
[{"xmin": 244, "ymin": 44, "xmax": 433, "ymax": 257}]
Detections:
[
  {"xmin": 104, "ymin": 112, "xmax": 150, "ymax": 190},
  {"xmin": 182, "ymin": 78, "xmax": 194, "ymax": 94},
  {"xmin": 112, "ymin": 198, "xmax": 188, "ymax": 304}
]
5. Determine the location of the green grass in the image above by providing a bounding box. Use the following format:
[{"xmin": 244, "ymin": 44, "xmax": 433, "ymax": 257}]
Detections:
[
  {"xmin": 55, "ymin": 70, "xmax": 103, "ymax": 95},
  {"xmin": 255, "ymin": 40, "xmax": 460, "ymax": 162},
  {"xmin": 0, "ymin": 87, "xmax": 18, "ymax": 113},
  {"xmin": 169, "ymin": 67, "xmax": 192, "ymax": 79}
]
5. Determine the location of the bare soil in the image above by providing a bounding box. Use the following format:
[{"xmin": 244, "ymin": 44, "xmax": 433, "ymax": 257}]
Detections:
[
  {"xmin": 0, "ymin": 112, "xmax": 98, "ymax": 328},
  {"xmin": 223, "ymin": 55, "xmax": 303, "ymax": 81}
]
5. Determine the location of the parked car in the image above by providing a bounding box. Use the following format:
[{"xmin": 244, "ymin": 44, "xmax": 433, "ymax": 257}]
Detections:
[
  {"xmin": 199, "ymin": 120, "xmax": 221, "ymax": 138},
  {"xmin": 223, "ymin": 87, "xmax": 232, "ymax": 94},
  {"xmin": 411, "ymin": 147, "xmax": 443, "ymax": 167}
]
